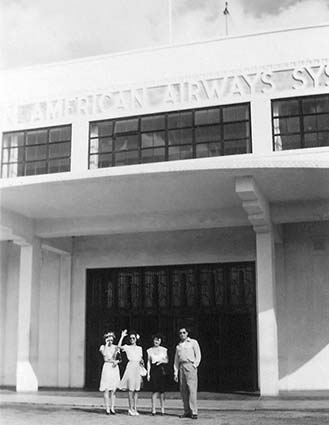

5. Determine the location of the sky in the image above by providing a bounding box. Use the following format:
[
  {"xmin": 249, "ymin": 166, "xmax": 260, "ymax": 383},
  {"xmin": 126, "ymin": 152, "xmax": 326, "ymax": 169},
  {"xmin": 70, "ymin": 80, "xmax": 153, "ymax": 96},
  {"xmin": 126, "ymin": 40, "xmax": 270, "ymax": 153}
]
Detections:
[{"xmin": 1, "ymin": 0, "xmax": 329, "ymax": 69}]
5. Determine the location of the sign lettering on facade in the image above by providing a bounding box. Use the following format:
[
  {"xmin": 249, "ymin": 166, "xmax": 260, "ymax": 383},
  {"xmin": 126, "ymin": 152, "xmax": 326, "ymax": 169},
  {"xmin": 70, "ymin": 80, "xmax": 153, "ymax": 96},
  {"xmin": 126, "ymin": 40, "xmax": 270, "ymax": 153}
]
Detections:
[{"xmin": 2, "ymin": 64, "xmax": 329, "ymax": 127}]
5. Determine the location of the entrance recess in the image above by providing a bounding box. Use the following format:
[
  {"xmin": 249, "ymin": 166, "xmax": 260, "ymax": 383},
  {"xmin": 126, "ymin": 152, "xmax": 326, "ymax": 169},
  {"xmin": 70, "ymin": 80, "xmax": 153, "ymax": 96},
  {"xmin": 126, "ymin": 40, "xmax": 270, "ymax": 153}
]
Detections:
[{"xmin": 85, "ymin": 262, "xmax": 258, "ymax": 391}]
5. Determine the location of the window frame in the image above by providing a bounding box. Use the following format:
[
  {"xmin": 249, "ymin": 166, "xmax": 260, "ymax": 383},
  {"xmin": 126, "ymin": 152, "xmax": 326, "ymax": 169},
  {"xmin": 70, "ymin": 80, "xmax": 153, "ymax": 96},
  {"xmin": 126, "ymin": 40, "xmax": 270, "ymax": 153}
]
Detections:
[
  {"xmin": 1, "ymin": 124, "xmax": 72, "ymax": 178},
  {"xmin": 88, "ymin": 102, "xmax": 251, "ymax": 169},
  {"xmin": 271, "ymin": 94, "xmax": 329, "ymax": 151}
]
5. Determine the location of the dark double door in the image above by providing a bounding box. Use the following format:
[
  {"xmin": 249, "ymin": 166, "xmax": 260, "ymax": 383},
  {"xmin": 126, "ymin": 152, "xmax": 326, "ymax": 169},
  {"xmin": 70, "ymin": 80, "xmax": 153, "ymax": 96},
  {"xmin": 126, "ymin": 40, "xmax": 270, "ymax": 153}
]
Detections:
[{"xmin": 85, "ymin": 262, "xmax": 258, "ymax": 392}]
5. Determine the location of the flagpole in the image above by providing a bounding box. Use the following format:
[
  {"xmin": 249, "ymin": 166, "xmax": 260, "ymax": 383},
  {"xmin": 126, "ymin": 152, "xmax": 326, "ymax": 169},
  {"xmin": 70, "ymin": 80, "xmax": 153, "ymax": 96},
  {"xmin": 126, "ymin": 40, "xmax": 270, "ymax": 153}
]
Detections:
[
  {"xmin": 223, "ymin": 1, "xmax": 229, "ymax": 36},
  {"xmin": 168, "ymin": 0, "xmax": 173, "ymax": 44}
]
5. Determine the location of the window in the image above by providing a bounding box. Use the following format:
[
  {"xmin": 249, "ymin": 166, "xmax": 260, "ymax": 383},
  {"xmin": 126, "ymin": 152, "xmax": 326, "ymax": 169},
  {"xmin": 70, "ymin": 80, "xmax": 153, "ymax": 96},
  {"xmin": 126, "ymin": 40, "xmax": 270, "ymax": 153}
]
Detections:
[
  {"xmin": 272, "ymin": 94, "xmax": 329, "ymax": 151},
  {"xmin": 89, "ymin": 103, "xmax": 251, "ymax": 168},
  {"xmin": 1, "ymin": 125, "xmax": 71, "ymax": 178}
]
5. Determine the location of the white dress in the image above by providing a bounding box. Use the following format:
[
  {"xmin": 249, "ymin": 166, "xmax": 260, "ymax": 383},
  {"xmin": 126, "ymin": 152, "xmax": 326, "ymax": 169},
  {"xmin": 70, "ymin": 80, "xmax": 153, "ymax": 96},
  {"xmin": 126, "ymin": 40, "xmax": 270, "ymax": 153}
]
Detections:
[
  {"xmin": 99, "ymin": 344, "xmax": 121, "ymax": 392},
  {"xmin": 119, "ymin": 345, "xmax": 143, "ymax": 391}
]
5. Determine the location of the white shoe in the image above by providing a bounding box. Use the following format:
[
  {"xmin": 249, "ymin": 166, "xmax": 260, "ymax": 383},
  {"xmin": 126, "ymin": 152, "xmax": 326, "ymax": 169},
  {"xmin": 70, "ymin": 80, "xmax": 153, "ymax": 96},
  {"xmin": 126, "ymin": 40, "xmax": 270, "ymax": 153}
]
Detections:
[
  {"xmin": 134, "ymin": 410, "xmax": 139, "ymax": 416},
  {"xmin": 128, "ymin": 409, "xmax": 135, "ymax": 416}
]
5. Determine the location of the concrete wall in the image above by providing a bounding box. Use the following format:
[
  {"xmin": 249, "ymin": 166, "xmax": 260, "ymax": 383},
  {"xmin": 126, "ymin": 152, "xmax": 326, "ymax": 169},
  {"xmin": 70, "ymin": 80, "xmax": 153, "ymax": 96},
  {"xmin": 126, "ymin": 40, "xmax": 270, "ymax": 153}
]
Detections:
[{"xmin": 277, "ymin": 221, "xmax": 329, "ymax": 390}]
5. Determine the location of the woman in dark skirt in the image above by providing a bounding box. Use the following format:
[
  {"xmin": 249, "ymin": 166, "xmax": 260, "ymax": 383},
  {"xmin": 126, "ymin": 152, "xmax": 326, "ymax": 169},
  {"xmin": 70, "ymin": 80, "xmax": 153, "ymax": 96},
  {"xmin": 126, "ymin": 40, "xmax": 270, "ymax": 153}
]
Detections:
[{"xmin": 146, "ymin": 334, "xmax": 168, "ymax": 415}]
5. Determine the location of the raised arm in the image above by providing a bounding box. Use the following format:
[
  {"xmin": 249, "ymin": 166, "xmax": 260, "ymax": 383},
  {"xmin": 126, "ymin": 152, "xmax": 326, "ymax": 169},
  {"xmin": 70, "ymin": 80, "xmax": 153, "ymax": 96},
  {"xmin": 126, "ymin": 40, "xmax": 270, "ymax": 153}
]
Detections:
[{"xmin": 117, "ymin": 329, "xmax": 127, "ymax": 349}]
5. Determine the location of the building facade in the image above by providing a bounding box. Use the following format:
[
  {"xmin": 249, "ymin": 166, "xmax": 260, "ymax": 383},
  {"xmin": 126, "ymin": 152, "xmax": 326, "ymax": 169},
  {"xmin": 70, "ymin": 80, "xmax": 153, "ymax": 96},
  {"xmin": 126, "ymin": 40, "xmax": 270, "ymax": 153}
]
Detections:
[{"xmin": 0, "ymin": 24, "xmax": 329, "ymax": 396}]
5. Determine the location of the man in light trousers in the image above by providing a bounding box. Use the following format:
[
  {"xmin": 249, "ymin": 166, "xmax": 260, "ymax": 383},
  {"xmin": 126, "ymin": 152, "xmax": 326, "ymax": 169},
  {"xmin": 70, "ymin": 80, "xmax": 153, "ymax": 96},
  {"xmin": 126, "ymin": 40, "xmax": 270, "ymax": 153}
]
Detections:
[{"xmin": 174, "ymin": 327, "xmax": 201, "ymax": 420}]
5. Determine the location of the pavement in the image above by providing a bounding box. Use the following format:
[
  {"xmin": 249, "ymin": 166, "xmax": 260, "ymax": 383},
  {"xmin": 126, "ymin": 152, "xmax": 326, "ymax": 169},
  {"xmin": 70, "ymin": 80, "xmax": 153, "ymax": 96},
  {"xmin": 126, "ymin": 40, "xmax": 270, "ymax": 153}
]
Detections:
[{"xmin": 1, "ymin": 389, "xmax": 329, "ymax": 412}]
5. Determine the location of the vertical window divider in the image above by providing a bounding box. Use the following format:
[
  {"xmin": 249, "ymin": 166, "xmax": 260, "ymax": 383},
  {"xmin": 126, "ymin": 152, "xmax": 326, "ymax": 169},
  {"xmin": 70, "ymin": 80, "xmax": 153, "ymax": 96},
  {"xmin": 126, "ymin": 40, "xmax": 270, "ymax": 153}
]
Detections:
[
  {"xmin": 192, "ymin": 109, "xmax": 196, "ymax": 158},
  {"xmin": 165, "ymin": 113, "xmax": 169, "ymax": 161},
  {"xmin": 299, "ymin": 99, "xmax": 305, "ymax": 149},
  {"xmin": 220, "ymin": 107, "xmax": 224, "ymax": 156}
]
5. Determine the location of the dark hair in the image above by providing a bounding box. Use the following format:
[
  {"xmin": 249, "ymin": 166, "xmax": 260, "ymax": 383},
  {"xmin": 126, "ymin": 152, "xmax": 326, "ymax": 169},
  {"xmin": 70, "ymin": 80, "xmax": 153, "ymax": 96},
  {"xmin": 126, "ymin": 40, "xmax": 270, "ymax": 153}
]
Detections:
[
  {"xmin": 103, "ymin": 331, "xmax": 115, "ymax": 339},
  {"xmin": 179, "ymin": 327, "xmax": 190, "ymax": 335},
  {"xmin": 152, "ymin": 333, "xmax": 163, "ymax": 341}
]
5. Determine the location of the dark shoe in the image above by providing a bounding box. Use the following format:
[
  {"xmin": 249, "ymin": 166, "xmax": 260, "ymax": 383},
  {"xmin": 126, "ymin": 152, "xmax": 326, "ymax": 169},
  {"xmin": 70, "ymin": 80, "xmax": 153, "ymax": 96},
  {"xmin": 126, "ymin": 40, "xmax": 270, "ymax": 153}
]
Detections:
[
  {"xmin": 180, "ymin": 413, "xmax": 191, "ymax": 418},
  {"xmin": 191, "ymin": 414, "xmax": 198, "ymax": 419},
  {"xmin": 110, "ymin": 409, "xmax": 116, "ymax": 415},
  {"xmin": 151, "ymin": 412, "xmax": 156, "ymax": 416}
]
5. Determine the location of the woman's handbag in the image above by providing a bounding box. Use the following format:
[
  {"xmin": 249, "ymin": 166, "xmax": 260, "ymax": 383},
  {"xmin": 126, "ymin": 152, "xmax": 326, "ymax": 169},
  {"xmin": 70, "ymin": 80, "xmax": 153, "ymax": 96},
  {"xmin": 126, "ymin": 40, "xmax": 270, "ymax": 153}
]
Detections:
[
  {"xmin": 140, "ymin": 366, "xmax": 147, "ymax": 377},
  {"xmin": 160, "ymin": 364, "xmax": 168, "ymax": 376}
]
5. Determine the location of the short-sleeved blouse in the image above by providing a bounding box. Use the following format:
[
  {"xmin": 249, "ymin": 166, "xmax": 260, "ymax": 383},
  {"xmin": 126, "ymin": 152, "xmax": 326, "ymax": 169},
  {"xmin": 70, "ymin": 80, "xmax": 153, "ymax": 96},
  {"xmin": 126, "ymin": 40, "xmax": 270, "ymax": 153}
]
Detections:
[
  {"xmin": 99, "ymin": 344, "xmax": 118, "ymax": 361},
  {"xmin": 122, "ymin": 344, "xmax": 143, "ymax": 361},
  {"xmin": 147, "ymin": 346, "xmax": 168, "ymax": 364}
]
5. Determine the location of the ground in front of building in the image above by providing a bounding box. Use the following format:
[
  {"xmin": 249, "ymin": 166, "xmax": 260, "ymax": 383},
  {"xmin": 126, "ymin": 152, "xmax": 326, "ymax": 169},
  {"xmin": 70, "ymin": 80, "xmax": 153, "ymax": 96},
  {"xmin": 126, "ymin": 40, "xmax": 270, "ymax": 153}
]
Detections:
[{"xmin": 1, "ymin": 404, "xmax": 329, "ymax": 425}]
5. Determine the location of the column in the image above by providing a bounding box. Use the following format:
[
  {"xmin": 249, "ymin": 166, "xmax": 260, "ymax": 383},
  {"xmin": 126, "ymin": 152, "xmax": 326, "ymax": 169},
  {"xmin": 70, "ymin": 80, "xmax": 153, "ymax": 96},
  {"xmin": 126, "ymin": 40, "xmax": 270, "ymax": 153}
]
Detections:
[
  {"xmin": 256, "ymin": 230, "xmax": 279, "ymax": 396},
  {"xmin": 16, "ymin": 241, "xmax": 39, "ymax": 392},
  {"xmin": 235, "ymin": 176, "xmax": 279, "ymax": 396}
]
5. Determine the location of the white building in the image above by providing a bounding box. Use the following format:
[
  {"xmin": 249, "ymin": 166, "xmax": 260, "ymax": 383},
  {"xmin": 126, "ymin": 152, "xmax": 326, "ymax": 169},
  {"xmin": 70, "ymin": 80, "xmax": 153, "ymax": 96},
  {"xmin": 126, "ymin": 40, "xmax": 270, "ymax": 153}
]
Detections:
[{"xmin": 0, "ymin": 24, "xmax": 328, "ymax": 396}]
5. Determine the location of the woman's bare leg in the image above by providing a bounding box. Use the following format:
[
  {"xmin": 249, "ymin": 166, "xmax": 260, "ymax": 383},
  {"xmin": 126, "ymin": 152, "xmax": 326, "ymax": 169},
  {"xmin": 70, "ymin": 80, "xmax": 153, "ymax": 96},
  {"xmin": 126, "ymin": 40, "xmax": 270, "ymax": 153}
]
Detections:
[
  {"xmin": 160, "ymin": 392, "xmax": 165, "ymax": 414},
  {"xmin": 103, "ymin": 390, "xmax": 110, "ymax": 413},
  {"xmin": 133, "ymin": 391, "xmax": 138, "ymax": 413},
  {"xmin": 110, "ymin": 391, "xmax": 116, "ymax": 411},
  {"xmin": 151, "ymin": 392, "xmax": 157, "ymax": 413},
  {"xmin": 128, "ymin": 391, "xmax": 134, "ymax": 411}
]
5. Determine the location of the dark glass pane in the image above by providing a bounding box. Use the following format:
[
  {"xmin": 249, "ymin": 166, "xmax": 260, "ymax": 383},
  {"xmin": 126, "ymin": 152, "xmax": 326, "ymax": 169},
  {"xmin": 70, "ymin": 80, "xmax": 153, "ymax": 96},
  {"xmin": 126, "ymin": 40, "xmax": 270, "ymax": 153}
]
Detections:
[
  {"xmin": 273, "ymin": 99, "xmax": 299, "ymax": 117},
  {"xmin": 223, "ymin": 122, "xmax": 249, "ymax": 140},
  {"xmin": 98, "ymin": 153, "xmax": 113, "ymax": 168},
  {"xmin": 114, "ymin": 150, "xmax": 139, "ymax": 166},
  {"xmin": 302, "ymin": 97, "xmax": 317, "ymax": 114},
  {"xmin": 25, "ymin": 161, "xmax": 47, "ymax": 175},
  {"xmin": 196, "ymin": 142, "xmax": 222, "ymax": 158},
  {"xmin": 304, "ymin": 133, "xmax": 319, "ymax": 148},
  {"xmin": 223, "ymin": 104, "xmax": 249, "ymax": 122},
  {"xmin": 90, "ymin": 137, "xmax": 112, "ymax": 154},
  {"xmin": 275, "ymin": 134, "xmax": 301, "ymax": 151},
  {"xmin": 114, "ymin": 135, "xmax": 139, "ymax": 151},
  {"xmin": 49, "ymin": 126, "xmax": 71, "ymax": 142},
  {"xmin": 90, "ymin": 121, "xmax": 113, "ymax": 138},
  {"xmin": 195, "ymin": 125, "xmax": 221, "ymax": 143},
  {"xmin": 25, "ymin": 145, "xmax": 47, "ymax": 161},
  {"xmin": 168, "ymin": 129, "xmax": 192, "ymax": 145},
  {"xmin": 26, "ymin": 129, "xmax": 47, "ymax": 145},
  {"xmin": 48, "ymin": 158, "xmax": 70, "ymax": 173},
  {"xmin": 303, "ymin": 115, "xmax": 317, "ymax": 132},
  {"xmin": 168, "ymin": 111, "xmax": 192, "ymax": 129},
  {"xmin": 49, "ymin": 141, "xmax": 71, "ymax": 158},
  {"xmin": 275, "ymin": 117, "xmax": 300, "ymax": 134},
  {"xmin": 316, "ymin": 96, "xmax": 329, "ymax": 113},
  {"xmin": 141, "ymin": 115, "xmax": 165, "ymax": 131},
  {"xmin": 317, "ymin": 114, "xmax": 329, "ymax": 131},
  {"xmin": 141, "ymin": 147, "xmax": 165, "ymax": 163},
  {"xmin": 114, "ymin": 119, "xmax": 138, "ymax": 134},
  {"xmin": 141, "ymin": 131, "xmax": 165, "ymax": 148},
  {"xmin": 317, "ymin": 131, "xmax": 329, "ymax": 147},
  {"xmin": 224, "ymin": 139, "xmax": 248, "ymax": 155},
  {"xmin": 168, "ymin": 145, "xmax": 193, "ymax": 161},
  {"xmin": 195, "ymin": 108, "xmax": 220, "ymax": 125},
  {"xmin": 3, "ymin": 132, "xmax": 24, "ymax": 148}
]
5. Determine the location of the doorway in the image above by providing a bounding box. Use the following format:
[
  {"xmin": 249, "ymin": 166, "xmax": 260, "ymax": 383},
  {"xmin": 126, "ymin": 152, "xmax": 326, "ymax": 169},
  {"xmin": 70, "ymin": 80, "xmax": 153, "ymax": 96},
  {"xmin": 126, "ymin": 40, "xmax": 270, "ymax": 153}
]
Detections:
[{"xmin": 85, "ymin": 262, "xmax": 258, "ymax": 391}]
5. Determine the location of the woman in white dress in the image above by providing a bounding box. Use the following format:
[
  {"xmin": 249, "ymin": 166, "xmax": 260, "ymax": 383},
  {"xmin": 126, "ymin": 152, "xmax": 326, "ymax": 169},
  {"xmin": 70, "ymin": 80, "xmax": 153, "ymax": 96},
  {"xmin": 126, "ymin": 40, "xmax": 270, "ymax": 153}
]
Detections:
[
  {"xmin": 99, "ymin": 331, "xmax": 122, "ymax": 415},
  {"xmin": 146, "ymin": 334, "xmax": 168, "ymax": 415},
  {"xmin": 118, "ymin": 329, "xmax": 144, "ymax": 416}
]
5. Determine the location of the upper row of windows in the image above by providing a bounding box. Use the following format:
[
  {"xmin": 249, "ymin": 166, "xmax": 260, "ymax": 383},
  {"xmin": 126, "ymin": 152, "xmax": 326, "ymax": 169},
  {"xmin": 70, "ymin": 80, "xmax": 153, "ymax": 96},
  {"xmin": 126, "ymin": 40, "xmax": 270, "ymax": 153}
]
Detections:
[{"xmin": 1, "ymin": 94, "xmax": 329, "ymax": 178}]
